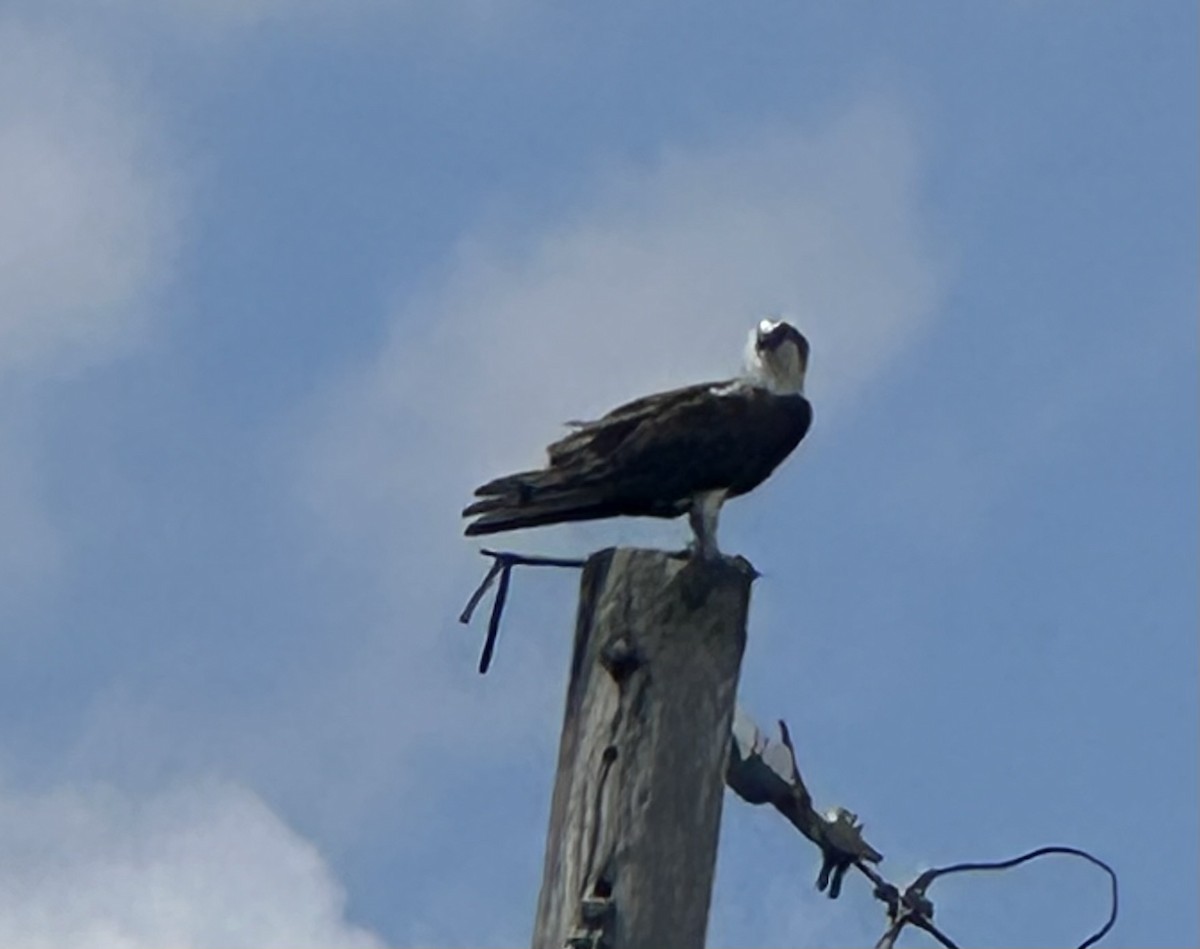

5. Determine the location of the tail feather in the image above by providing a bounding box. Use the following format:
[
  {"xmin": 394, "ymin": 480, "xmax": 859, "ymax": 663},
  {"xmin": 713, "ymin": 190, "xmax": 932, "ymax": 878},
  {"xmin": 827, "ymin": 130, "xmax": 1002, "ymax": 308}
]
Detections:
[
  {"xmin": 473, "ymin": 468, "xmax": 559, "ymax": 498},
  {"xmin": 464, "ymin": 490, "xmax": 613, "ymax": 536},
  {"xmin": 462, "ymin": 496, "xmax": 503, "ymax": 518}
]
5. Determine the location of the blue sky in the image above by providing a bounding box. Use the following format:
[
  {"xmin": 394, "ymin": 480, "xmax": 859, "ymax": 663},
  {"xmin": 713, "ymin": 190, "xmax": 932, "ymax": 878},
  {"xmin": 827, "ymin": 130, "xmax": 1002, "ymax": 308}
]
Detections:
[{"xmin": 0, "ymin": 2, "xmax": 1195, "ymax": 946}]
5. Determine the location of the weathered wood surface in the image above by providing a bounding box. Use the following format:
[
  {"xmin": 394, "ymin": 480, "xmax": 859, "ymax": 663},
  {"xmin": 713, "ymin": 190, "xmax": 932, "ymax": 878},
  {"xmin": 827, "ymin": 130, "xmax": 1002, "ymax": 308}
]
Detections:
[{"xmin": 532, "ymin": 547, "xmax": 754, "ymax": 949}]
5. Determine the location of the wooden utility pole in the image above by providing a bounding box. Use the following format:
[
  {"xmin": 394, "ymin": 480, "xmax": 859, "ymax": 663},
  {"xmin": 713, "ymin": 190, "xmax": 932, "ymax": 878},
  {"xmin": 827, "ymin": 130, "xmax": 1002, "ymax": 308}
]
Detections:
[{"xmin": 532, "ymin": 547, "xmax": 754, "ymax": 949}]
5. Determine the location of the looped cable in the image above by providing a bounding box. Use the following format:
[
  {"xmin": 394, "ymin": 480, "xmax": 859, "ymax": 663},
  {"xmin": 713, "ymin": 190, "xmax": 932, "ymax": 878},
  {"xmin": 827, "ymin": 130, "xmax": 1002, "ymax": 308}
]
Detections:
[{"xmin": 908, "ymin": 844, "xmax": 1118, "ymax": 949}]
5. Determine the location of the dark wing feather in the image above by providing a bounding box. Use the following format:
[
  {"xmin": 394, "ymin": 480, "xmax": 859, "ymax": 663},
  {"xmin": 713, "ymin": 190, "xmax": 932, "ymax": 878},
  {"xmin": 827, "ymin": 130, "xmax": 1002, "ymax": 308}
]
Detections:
[
  {"xmin": 594, "ymin": 384, "xmax": 810, "ymax": 499},
  {"xmin": 547, "ymin": 380, "xmax": 727, "ymax": 467},
  {"xmin": 463, "ymin": 380, "xmax": 811, "ymax": 536}
]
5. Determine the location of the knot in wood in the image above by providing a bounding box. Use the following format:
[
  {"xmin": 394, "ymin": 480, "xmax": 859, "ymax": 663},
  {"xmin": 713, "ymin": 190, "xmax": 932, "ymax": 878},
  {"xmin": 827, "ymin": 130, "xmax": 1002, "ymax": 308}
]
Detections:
[{"xmin": 600, "ymin": 637, "xmax": 642, "ymax": 682}]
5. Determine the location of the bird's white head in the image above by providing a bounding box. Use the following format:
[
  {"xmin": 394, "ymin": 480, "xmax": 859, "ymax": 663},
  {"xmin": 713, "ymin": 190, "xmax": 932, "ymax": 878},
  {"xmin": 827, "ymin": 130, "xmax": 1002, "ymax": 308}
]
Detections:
[{"xmin": 744, "ymin": 318, "xmax": 809, "ymax": 394}]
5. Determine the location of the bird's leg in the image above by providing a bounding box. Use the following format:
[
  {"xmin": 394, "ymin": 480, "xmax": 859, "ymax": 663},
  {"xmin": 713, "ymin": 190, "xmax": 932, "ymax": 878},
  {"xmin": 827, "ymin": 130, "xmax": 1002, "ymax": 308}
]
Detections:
[{"xmin": 687, "ymin": 490, "xmax": 726, "ymax": 560}]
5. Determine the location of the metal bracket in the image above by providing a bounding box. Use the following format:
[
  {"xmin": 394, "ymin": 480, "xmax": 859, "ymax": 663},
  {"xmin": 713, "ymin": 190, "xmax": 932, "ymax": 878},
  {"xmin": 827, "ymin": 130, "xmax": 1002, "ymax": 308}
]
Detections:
[{"xmin": 564, "ymin": 890, "xmax": 613, "ymax": 949}]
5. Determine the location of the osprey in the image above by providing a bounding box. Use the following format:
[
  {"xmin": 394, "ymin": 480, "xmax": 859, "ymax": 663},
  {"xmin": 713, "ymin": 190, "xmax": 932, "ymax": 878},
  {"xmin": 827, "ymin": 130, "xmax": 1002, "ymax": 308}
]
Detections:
[{"xmin": 462, "ymin": 319, "xmax": 812, "ymax": 557}]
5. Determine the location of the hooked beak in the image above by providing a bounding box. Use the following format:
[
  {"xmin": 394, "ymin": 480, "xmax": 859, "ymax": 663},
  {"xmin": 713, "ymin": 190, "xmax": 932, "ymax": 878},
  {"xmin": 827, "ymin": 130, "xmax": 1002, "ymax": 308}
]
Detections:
[{"xmin": 756, "ymin": 321, "xmax": 789, "ymax": 353}]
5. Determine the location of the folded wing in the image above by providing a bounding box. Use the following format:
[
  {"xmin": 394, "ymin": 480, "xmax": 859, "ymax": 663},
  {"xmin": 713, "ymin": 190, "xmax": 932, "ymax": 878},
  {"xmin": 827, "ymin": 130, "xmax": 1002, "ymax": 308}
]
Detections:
[{"xmin": 463, "ymin": 381, "xmax": 810, "ymax": 536}]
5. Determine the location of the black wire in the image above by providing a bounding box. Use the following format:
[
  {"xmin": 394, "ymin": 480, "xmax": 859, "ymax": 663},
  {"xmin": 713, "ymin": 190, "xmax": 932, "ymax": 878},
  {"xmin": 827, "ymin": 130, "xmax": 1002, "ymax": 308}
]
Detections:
[
  {"xmin": 461, "ymin": 552, "xmax": 1119, "ymax": 949},
  {"xmin": 912, "ymin": 916, "xmax": 960, "ymax": 949},
  {"xmin": 460, "ymin": 549, "xmax": 586, "ymax": 673},
  {"xmin": 873, "ymin": 916, "xmax": 907, "ymax": 949},
  {"xmin": 479, "ymin": 549, "xmax": 586, "ymax": 570},
  {"xmin": 477, "ymin": 563, "xmax": 511, "ymax": 673},
  {"xmin": 459, "ymin": 558, "xmax": 506, "ymax": 625},
  {"xmin": 913, "ymin": 845, "xmax": 1118, "ymax": 949}
]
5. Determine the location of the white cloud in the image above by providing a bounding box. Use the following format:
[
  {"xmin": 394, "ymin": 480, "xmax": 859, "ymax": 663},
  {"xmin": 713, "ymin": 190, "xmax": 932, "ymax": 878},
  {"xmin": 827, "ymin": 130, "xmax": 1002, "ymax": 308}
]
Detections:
[
  {"xmin": 301, "ymin": 100, "xmax": 942, "ymax": 560},
  {"xmin": 0, "ymin": 21, "xmax": 179, "ymax": 377},
  {"xmin": 105, "ymin": 0, "xmax": 384, "ymax": 30},
  {"xmin": 274, "ymin": 99, "xmax": 943, "ymax": 843},
  {"xmin": 0, "ymin": 20, "xmax": 180, "ymax": 591},
  {"xmin": 0, "ymin": 779, "xmax": 382, "ymax": 949},
  {"xmin": 10, "ymin": 0, "xmax": 526, "ymax": 36}
]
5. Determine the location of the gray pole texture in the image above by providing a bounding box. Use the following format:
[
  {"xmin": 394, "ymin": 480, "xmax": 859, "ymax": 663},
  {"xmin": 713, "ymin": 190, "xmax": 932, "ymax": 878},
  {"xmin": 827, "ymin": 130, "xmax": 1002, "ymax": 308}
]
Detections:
[{"xmin": 532, "ymin": 547, "xmax": 754, "ymax": 949}]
